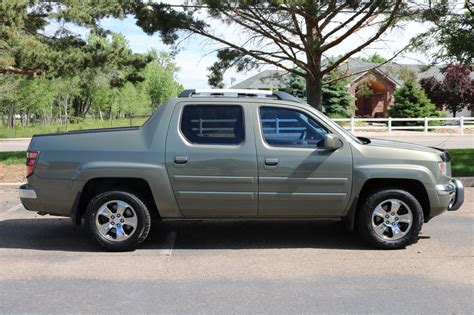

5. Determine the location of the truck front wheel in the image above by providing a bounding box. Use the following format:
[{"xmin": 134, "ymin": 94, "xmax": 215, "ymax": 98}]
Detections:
[
  {"xmin": 85, "ymin": 191, "xmax": 151, "ymax": 251},
  {"xmin": 356, "ymin": 189, "xmax": 424, "ymax": 249}
]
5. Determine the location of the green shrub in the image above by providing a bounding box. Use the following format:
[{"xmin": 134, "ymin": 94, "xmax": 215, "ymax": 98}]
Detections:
[
  {"xmin": 322, "ymin": 70, "xmax": 356, "ymax": 118},
  {"xmin": 388, "ymin": 81, "xmax": 444, "ymax": 126}
]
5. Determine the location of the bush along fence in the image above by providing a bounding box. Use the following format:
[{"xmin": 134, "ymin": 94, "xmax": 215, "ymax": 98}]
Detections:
[{"xmin": 333, "ymin": 117, "xmax": 474, "ymax": 134}]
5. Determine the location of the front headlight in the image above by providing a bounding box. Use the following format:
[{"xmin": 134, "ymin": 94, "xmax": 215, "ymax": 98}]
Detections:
[{"xmin": 438, "ymin": 161, "xmax": 447, "ymax": 175}]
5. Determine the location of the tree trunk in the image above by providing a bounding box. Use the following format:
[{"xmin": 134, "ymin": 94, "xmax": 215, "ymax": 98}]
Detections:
[
  {"xmin": 63, "ymin": 95, "xmax": 69, "ymax": 130},
  {"xmin": 306, "ymin": 74, "xmax": 323, "ymax": 111},
  {"xmin": 7, "ymin": 107, "xmax": 15, "ymax": 128},
  {"xmin": 305, "ymin": 48, "xmax": 323, "ymax": 111}
]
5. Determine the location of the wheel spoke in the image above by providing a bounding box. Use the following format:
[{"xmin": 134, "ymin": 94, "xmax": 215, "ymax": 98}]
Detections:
[
  {"xmin": 373, "ymin": 206, "xmax": 387, "ymax": 219},
  {"xmin": 398, "ymin": 213, "xmax": 412, "ymax": 223},
  {"xmin": 115, "ymin": 225, "xmax": 128, "ymax": 241},
  {"xmin": 123, "ymin": 216, "xmax": 137, "ymax": 229},
  {"xmin": 98, "ymin": 206, "xmax": 113, "ymax": 219},
  {"xmin": 98, "ymin": 222, "xmax": 113, "ymax": 236},
  {"xmin": 390, "ymin": 200, "xmax": 401, "ymax": 214},
  {"xmin": 374, "ymin": 223, "xmax": 387, "ymax": 236},
  {"xmin": 116, "ymin": 203, "xmax": 127, "ymax": 216},
  {"xmin": 391, "ymin": 224, "xmax": 403, "ymax": 237}
]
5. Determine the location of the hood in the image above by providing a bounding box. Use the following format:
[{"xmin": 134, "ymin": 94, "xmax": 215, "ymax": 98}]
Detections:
[{"xmin": 367, "ymin": 138, "xmax": 443, "ymax": 155}]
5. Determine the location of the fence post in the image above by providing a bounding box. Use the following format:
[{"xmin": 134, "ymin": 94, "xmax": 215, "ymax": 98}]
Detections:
[
  {"xmin": 460, "ymin": 116, "xmax": 464, "ymax": 135},
  {"xmin": 424, "ymin": 117, "xmax": 428, "ymax": 133},
  {"xmin": 350, "ymin": 117, "xmax": 355, "ymax": 133},
  {"xmin": 388, "ymin": 117, "xmax": 392, "ymax": 132}
]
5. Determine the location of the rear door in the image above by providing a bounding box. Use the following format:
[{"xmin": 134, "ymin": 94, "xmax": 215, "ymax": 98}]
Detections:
[
  {"xmin": 165, "ymin": 102, "xmax": 258, "ymax": 217},
  {"xmin": 255, "ymin": 105, "xmax": 353, "ymax": 217}
]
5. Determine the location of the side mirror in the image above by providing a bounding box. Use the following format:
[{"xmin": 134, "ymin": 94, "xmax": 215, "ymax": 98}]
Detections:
[{"xmin": 324, "ymin": 134, "xmax": 342, "ymax": 150}]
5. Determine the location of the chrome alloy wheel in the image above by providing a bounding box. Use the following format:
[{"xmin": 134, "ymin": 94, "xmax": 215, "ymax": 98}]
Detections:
[
  {"xmin": 95, "ymin": 200, "xmax": 138, "ymax": 242},
  {"xmin": 371, "ymin": 199, "xmax": 413, "ymax": 241}
]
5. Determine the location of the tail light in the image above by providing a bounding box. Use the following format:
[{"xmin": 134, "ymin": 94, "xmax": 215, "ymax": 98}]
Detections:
[{"xmin": 26, "ymin": 151, "xmax": 39, "ymax": 177}]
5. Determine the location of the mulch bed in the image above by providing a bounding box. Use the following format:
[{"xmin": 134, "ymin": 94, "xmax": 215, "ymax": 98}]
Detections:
[{"xmin": 0, "ymin": 164, "xmax": 25, "ymax": 183}]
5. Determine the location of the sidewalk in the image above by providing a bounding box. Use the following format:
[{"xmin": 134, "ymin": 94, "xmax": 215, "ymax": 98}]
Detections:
[{"xmin": 0, "ymin": 138, "xmax": 31, "ymax": 152}]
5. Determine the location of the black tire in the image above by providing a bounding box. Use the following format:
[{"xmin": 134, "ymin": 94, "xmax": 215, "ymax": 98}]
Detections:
[
  {"xmin": 85, "ymin": 191, "xmax": 151, "ymax": 251},
  {"xmin": 356, "ymin": 189, "xmax": 424, "ymax": 249}
]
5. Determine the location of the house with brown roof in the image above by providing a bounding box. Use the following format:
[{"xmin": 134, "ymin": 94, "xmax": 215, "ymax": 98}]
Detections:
[{"xmin": 231, "ymin": 59, "xmax": 474, "ymax": 117}]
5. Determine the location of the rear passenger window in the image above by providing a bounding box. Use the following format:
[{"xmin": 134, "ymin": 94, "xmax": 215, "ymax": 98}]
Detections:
[{"xmin": 181, "ymin": 105, "xmax": 244, "ymax": 145}]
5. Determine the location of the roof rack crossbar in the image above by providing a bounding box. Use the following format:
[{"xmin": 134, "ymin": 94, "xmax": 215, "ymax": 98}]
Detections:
[{"xmin": 178, "ymin": 89, "xmax": 301, "ymax": 103}]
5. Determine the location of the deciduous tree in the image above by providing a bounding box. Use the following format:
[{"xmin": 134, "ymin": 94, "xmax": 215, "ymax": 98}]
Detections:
[
  {"xmin": 420, "ymin": 64, "xmax": 474, "ymax": 117},
  {"xmin": 411, "ymin": 1, "xmax": 473, "ymax": 65},
  {"xmin": 144, "ymin": 52, "xmax": 182, "ymax": 110},
  {"xmin": 123, "ymin": 0, "xmax": 408, "ymax": 110}
]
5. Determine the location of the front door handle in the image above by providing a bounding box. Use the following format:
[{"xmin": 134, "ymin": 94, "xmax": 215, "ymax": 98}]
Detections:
[
  {"xmin": 264, "ymin": 157, "xmax": 279, "ymax": 168},
  {"xmin": 174, "ymin": 156, "xmax": 188, "ymax": 165}
]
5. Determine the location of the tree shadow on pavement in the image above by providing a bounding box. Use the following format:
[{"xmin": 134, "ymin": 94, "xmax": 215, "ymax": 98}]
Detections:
[{"xmin": 0, "ymin": 217, "xmax": 371, "ymax": 252}]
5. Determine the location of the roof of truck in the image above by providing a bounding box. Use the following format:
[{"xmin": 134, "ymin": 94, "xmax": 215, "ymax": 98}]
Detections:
[{"xmin": 178, "ymin": 89, "xmax": 303, "ymax": 104}]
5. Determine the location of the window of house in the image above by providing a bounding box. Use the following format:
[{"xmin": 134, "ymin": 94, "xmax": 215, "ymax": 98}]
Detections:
[
  {"xmin": 259, "ymin": 106, "xmax": 328, "ymax": 148},
  {"xmin": 181, "ymin": 105, "xmax": 244, "ymax": 145}
]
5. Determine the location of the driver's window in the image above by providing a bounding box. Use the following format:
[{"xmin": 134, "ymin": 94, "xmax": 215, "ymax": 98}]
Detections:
[{"xmin": 259, "ymin": 106, "xmax": 328, "ymax": 148}]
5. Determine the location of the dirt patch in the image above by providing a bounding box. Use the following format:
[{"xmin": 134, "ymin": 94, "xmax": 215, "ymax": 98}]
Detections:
[{"xmin": 0, "ymin": 164, "xmax": 25, "ymax": 183}]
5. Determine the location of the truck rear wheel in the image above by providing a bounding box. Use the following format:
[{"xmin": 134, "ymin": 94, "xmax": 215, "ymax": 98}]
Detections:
[
  {"xmin": 356, "ymin": 189, "xmax": 424, "ymax": 249},
  {"xmin": 85, "ymin": 191, "xmax": 151, "ymax": 251}
]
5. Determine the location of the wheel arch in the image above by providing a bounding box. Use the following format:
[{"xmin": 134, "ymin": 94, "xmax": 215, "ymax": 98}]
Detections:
[
  {"xmin": 345, "ymin": 178, "xmax": 431, "ymax": 231},
  {"xmin": 73, "ymin": 177, "xmax": 160, "ymax": 226},
  {"xmin": 358, "ymin": 178, "xmax": 430, "ymax": 217}
]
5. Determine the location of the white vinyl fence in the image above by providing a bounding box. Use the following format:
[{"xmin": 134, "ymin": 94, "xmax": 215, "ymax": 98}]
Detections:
[{"xmin": 332, "ymin": 116, "xmax": 474, "ymax": 134}]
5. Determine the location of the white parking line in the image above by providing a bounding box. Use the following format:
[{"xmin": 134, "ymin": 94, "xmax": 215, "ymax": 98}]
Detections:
[
  {"xmin": 162, "ymin": 231, "xmax": 176, "ymax": 256},
  {"xmin": 6, "ymin": 204, "xmax": 23, "ymax": 213},
  {"xmin": 0, "ymin": 203, "xmax": 23, "ymax": 220}
]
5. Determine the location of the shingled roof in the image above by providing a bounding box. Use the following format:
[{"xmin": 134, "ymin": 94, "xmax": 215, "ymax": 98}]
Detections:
[
  {"xmin": 231, "ymin": 59, "xmax": 474, "ymax": 89},
  {"xmin": 231, "ymin": 69, "xmax": 288, "ymax": 89}
]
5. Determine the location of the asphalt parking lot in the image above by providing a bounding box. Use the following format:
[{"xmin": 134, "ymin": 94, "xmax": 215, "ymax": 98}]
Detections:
[{"xmin": 0, "ymin": 187, "xmax": 473, "ymax": 313}]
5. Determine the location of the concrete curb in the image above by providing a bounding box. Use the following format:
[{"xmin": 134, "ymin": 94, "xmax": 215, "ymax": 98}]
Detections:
[
  {"xmin": 0, "ymin": 183, "xmax": 25, "ymax": 188},
  {"xmin": 0, "ymin": 138, "xmax": 31, "ymax": 141},
  {"xmin": 458, "ymin": 177, "xmax": 474, "ymax": 187}
]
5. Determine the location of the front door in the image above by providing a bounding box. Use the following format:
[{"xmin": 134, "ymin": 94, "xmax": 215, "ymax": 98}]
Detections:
[
  {"xmin": 166, "ymin": 103, "xmax": 258, "ymax": 217},
  {"xmin": 255, "ymin": 105, "xmax": 353, "ymax": 217}
]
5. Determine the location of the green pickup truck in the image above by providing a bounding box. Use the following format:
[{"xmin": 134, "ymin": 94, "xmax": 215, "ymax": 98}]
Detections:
[{"xmin": 20, "ymin": 89, "xmax": 464, "ymax": 251}]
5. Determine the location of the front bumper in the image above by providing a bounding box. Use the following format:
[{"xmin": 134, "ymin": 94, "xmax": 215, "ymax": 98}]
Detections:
[{"xmin": 436, "ymin": 179, "xmax": 464, "ymax": 211}]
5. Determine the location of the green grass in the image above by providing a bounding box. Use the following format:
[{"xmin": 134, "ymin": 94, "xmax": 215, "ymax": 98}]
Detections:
[
  {"xmin": 0, "ymin": 151, "xmax": 25, "ymax": 165},
  {"xmin": 0, "ymin": 118, "xmax": 148, "ymax": 138},
  {"xmin": 1, "ymin": 148, "xmax": 473, "ymax": 177},
  {"xmin": 450, "ymin": 149, "xmax": 474, "ymax": 177}
]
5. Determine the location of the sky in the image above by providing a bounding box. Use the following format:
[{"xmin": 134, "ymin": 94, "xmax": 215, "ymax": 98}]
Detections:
[{"xmin": 48, "ymin": 2, "xmax": 444, "ymax": 90}]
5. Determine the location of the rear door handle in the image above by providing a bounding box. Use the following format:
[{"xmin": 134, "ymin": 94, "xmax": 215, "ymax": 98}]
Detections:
[
  {"xmin": 174, "ymin": 156, "xmax": 188, "ymax": 165},
  {"xmin": 264, "ymin": 157, "xmax": 279, "ymax": 168}
]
